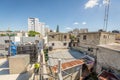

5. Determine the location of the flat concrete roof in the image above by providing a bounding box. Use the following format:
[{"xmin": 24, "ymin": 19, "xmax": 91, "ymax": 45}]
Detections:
[
  {"xmin": 98, "ymin": 43, "xmax": 120, "ymax": 52},
  {"xmin": 48, "ymin": 49, "xmax": 85, "ymax": 66},
  {"xmin": 78, "ymin": 32, "xmax": 115, "ymax": 35}
]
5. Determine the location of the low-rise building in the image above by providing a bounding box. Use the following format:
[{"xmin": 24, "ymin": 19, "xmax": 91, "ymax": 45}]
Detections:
[
  {"xmin": 77, "ymin": 32, "xmax": 115, "ymax": 56},
  {"xmin": 96, "ymin": 43, "xmax": 120, "ymax": 77},
  {"xmin": 0, "ymin": 36, "xmax": 40, "ymax": 55},
  {"xmin": 51, "ymin": 59, "xmax": 84, "ymax": 80},
  {"xmin": 47, "ymin": 32, "xmax": 70, "ymax": 50}
]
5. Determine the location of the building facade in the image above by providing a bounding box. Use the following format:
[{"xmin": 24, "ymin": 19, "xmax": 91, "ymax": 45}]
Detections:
[
  {"xmin": 28, "ymin": 18, "xmax": 46, "ymax": 36},
  {"xmin": 47, "ymin": 32, "xmax": 70, "ymax": 50},
  {"xmin": 77, "ymin": 32, "xmax": 116, "ymax": 56},
  {"xmin": 28, "ymin": 18, "xmax": 39, "ymax": 32},
  {"xmin": 96, "ymin": 43, "xmax": 120, "ymax": 79}
]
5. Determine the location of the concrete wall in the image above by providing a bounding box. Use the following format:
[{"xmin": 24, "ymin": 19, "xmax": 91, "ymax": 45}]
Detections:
[
  {"xmin": 48, "ymin": 41, "xmax": 70, "ymax": 49},
  {"xmin": 9, "ymin": 54, "xmax": 30, "ymax": 74},
  {"xmin": 96, "ymin": 47, "xmax": 120, "ymax": 73},
  {"xmin": 100, "ymin": 33, "xmax": 115, "ymax": 44},
  {"xmin": 52, "ymin": 65, "xmax": 82, "ymax": 80},
  {"xmin": 78, "ymin": 32, "xmax": 115, "ymax": 56},
  {"xmin": 48, "ymin": 32, "xmax": 70, "ymax": 42}
]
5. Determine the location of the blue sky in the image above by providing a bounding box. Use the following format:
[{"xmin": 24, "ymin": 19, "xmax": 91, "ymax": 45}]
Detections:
[{"xmin": 0, "ymin": 0, "xmax": 119, "ymax": 32}]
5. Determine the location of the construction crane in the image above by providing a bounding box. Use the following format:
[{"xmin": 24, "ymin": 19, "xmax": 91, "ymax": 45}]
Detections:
[{"xmin": 103, "ymin": 0, "xmax": 110, "ymax": 31}]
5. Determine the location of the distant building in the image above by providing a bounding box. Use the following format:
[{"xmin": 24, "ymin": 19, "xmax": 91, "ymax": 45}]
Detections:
[
  {"xmin": 0, "ymin": 36, "xmax": 40, "ymax": 55},
  {"xmin": 28, "ymin": 18, "xmax": 46, "ymax": 36},
  {"xmin": 47, "ymin": 32, "xmax": 70, "ymax": 50},
  {"xmin": 28, "ymin": 18, "xmax": 39, "ymax": 32},
  {"xmin": 16, "ymin": 31, "xmax": 28, "ymax": 37},
  {"xmin": 72, "ymin": 28, "xmax": 80, "ymax": 36},
  {"xmin": 77, "ymin": 32, "xmax": 116, "ymax": 56},
  {"xmin": 79, "ymin": 28, "xmax": 88, "ymax": 33}
]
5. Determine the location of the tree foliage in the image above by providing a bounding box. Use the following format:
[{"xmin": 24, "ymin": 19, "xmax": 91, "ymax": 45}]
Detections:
[
  {"xmin": 28, "ymin": 31, "xmax": 40, "ymax": 37},
  {"xmin": 70, "ymin": 35, "xmax": 75, "ymax": 40},
  {"xmin": 112, "ymin": 30, "xmax": 120, "ymax": 33}
]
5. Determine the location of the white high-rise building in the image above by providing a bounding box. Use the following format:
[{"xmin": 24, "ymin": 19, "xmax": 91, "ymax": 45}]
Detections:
[
  {"xmin": 28, "ymin": 18, "xmax": 46, "ymax": 36},
  {"xmin": 28, "ymin": 18, "xmax": 39, "ymax": 32}
]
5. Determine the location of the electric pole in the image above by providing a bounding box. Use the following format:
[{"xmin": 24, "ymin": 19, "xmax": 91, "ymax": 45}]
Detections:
[{"xmin": 103, "ymin": 0, "xmax": 110, "ymax": 31}]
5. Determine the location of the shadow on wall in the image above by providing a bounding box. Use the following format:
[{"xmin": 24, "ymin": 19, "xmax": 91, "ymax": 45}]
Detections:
[
  {"xmin": 0, "ymin": 60, "xmax": 9, "ymax": 68},
  {"xmin": 68, "ymin": 49, "xmax": 85, "ymax": 59},
  {"xmin": 0, "ymin": 60, "xmax": 9, "ymax": 75},
  {"xmin": 16, "ymin": 72, "xmax": 30, "ymax": 80},
  {"xmin": 0, "ymin": 69, "xmax": 9, "ymax": 75}
]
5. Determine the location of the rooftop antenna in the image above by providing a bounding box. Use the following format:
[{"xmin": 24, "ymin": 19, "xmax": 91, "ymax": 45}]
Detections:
[{"xmin": 103, "ymin": 0, "xmax": 110, "ymax": 31}]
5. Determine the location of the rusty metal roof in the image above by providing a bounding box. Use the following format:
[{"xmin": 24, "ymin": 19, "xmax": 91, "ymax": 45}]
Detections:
[
  {"xmin": 98, "ymin": 71, "xmax": 120, "ymax": 80},
  {"xmin": 51, "ymin": 59, "xmax": 84, "ymax": 73}
]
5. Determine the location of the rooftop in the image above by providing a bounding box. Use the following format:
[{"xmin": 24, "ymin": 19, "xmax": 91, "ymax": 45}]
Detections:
[
  {"xmin": 98, "ymin": 71, "xmax": 120, "ymax": 80},
  {"xmin": 98, "ymin": 43, "xmax": 120, "ymax": 52},
  {"xmin": 51, "ymin": 59, "xmax": 84, "ymax": 73},
  {"xmin": 48, "ymin": 49, "xmax": 85, "ymax": 66},
  {"xmin": 48, "ymin": 32, "xmax": 69, "ymax": 35},
  {"xmin": 78, "ymin": 31, "xmax": 115, "ymax": 35}
]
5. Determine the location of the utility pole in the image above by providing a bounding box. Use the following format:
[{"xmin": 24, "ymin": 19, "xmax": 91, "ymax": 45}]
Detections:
[
  {"xmin": 58, "ymin": 59, "xmax": 63, "ymax": 80},
  {"xmin": 7, "ymin": 27, "xmax": 11, "ymax": 56},
  {"xmin": 103, "ymin": 0, "xmax": 110, "ymax": 31}
]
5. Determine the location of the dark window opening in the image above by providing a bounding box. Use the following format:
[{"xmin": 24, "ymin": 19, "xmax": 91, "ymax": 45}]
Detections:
[
  {"xmin": 91, "ymin": 48, "xmax": 93, "ymax": 52},
  {"xmin": 52, "ymin": 36, "xmax": 54, "ymax": 38},
  {"xmin": 5, "ymin": 47, "xmax": 8, "ymax": 51},
  {"xmin": 5, "ymin": 40, "xmax": 11, "ymax": 43},
  {"xmin": 63, "ymin": 43, "xmax": 67, "ymax": 46},
  {"xmin": 88, "ymin": 48, "xmax": 91, "ymax": 51},
  {"xmin": 103, "ymin": 35, "xmax": 107, "ymax": 38},
  {"xmin": 77, "ymin": 39, "xmax": 80, "ymax": 42},
  {"xmin": 83, "ymin": 35, "xmax": 87, "ymax": 40},
  {"xmin": 52, "ymin": 43, "xmax": 54, "ymax": 46},
  {"xmin": 64, "ymin": 35, "xmax": 67, "ymax": 39},
  {"xmin": 73, "ymin": 44, "xmax": 75, "ymax": 47},
  {"xmin": 88, "ymin": 47, "xmax": 93, "ymax": 52}
]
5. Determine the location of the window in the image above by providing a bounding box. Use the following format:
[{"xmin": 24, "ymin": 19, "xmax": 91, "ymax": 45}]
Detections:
[
  {"xmin": 88, "ymin": 47, "xmax": 93, "ymax": 52},
  {"xmin": 52, "ymin": 36, "xmax": 54, "ymax": 38},
  {"xmin": 5, "ymin": 47, "xmax": 8, "ymax": 51},
  {"xmin": 63, "ymin": 43, "xmax": 67, "ymax": 46},
  {"xmin": 83, "ymin": 35, "xmax": 87, "ymax": 40},
  {"xmin": 90, "ymin": 48, "xmax": 93, "ymax": 52},
  {"xmin": 77, "ymin": 39, "xmax": 80, "ymax": 42},
  {"xmin": 52, "ymin": 43, "xmax": 54, "ymax": 46},
  {"xmin": 64, "ymin": 35, "xmax": 67, "ymax": 39},
  {"xmin": 103, "ymin": 35, "xmax": 107, "ymax": 38},
  {"xmin": 4, "ymin": 40, "xmax": 11, "ymax": 43}
]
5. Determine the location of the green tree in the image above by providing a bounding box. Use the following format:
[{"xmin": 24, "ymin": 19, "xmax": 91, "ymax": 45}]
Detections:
[
  {"xmin": 70, "ymin": 35, "xmax": 75, "ymax": 40},
  {"xmin": 0, "ymin": 34, "xmax": 7, "ymax": 36},
  {"xmin": 56, "ymin": 25, "xmax": 59, "ymax": 32},
  {"xmin": 28, "ymin": 31, "xmax": 40, "ymax": 37}
]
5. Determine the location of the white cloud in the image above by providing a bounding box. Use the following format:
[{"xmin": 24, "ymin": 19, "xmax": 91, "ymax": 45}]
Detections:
[
  {"xmin": 65, "ymin": 27, "xmax": 72, "ymax": 30},
  {"xmin": 85, "ymin": 0, "xmax": 99, "ymax": 9},
  {"xmin": 82, "ymin": 22, "xmax": 87, "ymax": 25},
  {"xmin": 74, "ymin": 22, "xmax": 79, "ymax": 25},
  {"xmin": 103, "ymin": 0, "xmax": 110, "ymax": 5}
]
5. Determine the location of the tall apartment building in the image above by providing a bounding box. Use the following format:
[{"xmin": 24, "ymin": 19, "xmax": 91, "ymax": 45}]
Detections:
[
  {"xmin": 28, "ymin": 18, "xmax": 39, "ymax": 32},
  {"xmin": 28, "ymin": 18, "xmax": 46, "ymax": 36}
]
